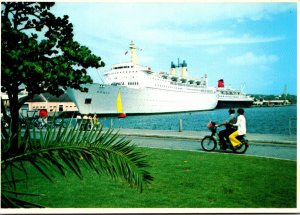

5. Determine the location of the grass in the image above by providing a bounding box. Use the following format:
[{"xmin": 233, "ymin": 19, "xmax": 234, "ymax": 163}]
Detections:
[{"xmin": 13, "ymin": 147, "xmax": 296, "ymax": 208}]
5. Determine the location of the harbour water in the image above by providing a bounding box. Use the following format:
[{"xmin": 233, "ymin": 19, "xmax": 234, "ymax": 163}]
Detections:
[{"xmin": 98, "ymin": 105, "xmax": 297, "ymax": 135}]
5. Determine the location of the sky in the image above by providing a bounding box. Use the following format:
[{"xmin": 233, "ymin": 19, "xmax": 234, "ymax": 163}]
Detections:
[{"xmin": 52, "ymin": 2, "xmax": 297, "ymax": 95}]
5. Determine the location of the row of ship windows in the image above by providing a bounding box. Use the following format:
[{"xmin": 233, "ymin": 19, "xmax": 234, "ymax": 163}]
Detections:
[
  {"xmin": 112, "ymin": 66, "xmax": 134, "ymax": 69},
  {"xmin": 154, "ymin": 84, "xmax": 212, "ymax": 93},
  {"xmin": 32, "ymin": 105, "xmax": 77, "ymax": 109},
  {"xmin": 111, "ymin": 82, "xmax": 139, "ymax": 86},
  {"xmin": 155, "ymin": 84, "xmax": 181, "ymax": 90},
  {"xmin": 185, "ymin": 87, "xmax": 213, "ymax": 93},
  {"xmin": 150, "ymin": 76, "xmax": 169, "ymax": 82},
  {"xmin": 110, "ymin": 70, "xmax": 139, "ymax": 75},
  {"xmin": 96, "ymin": 91, "xmax": 110, "ymax": 94},
  {"xmin": 171, "ymin": 82, "xmax": 206, "ymax": 86},
  {"xmin": 129, "ymin": 82, "xmax": 139, "ymax": 85},
  {"xmin": 109, "ymin": 76, "xmax": 137, "ymax": 80},
  {"xmin": 220, "ymin": 91, "xmax": 241, "ymax": 95}
]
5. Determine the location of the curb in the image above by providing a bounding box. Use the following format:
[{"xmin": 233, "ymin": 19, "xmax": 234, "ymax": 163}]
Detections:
[{"xmin": 116, "ymin": 132, "xmax": 296, "ymax": 145}]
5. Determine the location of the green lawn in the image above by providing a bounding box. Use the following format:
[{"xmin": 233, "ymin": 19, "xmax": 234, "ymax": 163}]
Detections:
[{"xmin": 13, "ymin": 147, "xmax": 296, "ymax": 208}]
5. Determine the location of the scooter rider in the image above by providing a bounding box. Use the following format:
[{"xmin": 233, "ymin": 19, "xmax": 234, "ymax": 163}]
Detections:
[
  {"xmin": 229, "ymin": 108, "xmax": 247, "ymax": 149},
  {"xmin": 216, "ymin": 108, "xmax": 237, "ymax": 150}
]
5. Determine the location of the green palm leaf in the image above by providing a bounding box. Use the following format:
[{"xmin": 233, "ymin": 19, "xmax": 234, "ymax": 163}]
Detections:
[{"xmin": 2, "ymin": 117, "xmax": 153, "ymax": 208}]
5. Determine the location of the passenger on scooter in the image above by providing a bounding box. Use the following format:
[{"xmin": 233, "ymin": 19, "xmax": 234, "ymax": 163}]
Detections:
[
  {"xmin": 229, "ymin": 108, "xmax": 247, "ymax": 149},
  {"xmin": 216, "ymin": 108, "xmax": 237, "ymax": 150}
]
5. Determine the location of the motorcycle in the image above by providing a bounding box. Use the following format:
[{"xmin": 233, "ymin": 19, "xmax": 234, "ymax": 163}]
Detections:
[
  {"xmin": 32, "ymin": 117, "xmax": 70, "ymax": 129},
  {"xmin": 201, "ymin": 121, "xmax": 249, "ymax": 154},
  {"xmin": 30, "ymin": 117, "xmax": 53, "ymax": 129}
]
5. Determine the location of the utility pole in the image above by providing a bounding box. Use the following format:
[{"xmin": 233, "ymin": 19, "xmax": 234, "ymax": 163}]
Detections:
[{"xmin": 284, "ymin": 84, "xmax": 288, "ymax": 104}]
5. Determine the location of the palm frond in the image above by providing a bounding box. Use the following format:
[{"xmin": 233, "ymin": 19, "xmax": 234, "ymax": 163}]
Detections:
[
  {"xmin": 2, "ymin": 116, "xmax": 153, "ymax": 208},
  {"xmin": 1, "ymin": 193, "xmax": 44, "ymax": 208}
]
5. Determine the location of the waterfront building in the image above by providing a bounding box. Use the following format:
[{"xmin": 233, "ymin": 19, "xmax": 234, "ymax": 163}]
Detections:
[{"xmin": 21, "ymin": 93, "xmax": 78, "ymax": 115}]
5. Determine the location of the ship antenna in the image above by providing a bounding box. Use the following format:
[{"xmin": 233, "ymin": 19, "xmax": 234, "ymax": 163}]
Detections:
[
  {"xmin": 240, "ymin": 83, "xmax": 245, "ymax": 92},
  {"xmin": 129, "ymin": 41, "xmax": 139, "ymax": 65},
  {"xmin": 96, "ymin": 68, "xmax": 105, "ymax": 84}
]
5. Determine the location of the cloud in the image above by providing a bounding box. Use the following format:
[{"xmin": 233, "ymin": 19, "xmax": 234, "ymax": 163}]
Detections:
[
  {"xmin": 93, "ymin": 3, "xmax": 295, "ymax": 26},
  {"xmin": 199, "ymin": 3, "xmax": 295, "ymax": 22},
  {"xmin": 131, "ymin": 28, "xmax": 284, "ymax": 47},
  {"xmin": 228, "ymin": 52, "xmax": 279, "ymax": 66},
  {"xmin": 51, "ymin": 3, "xmax": 296, "ymax": 94},
  {"xmin": 205, "ymin": 46, "xmax": 225, "ymax": 54},
  {"xmin": 53, "ymin": 3, "xmax": 293, "ymax": 46}
]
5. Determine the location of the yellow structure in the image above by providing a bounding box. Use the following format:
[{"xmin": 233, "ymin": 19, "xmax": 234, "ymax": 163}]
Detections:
[
  {"xmin": 181, "ymin": 60, "xmax": 188, "ymax": 78},
  {"xmin": 170, "ymin": 61, "xmax": 177, "ymax": 76},
  {"xmin": 129, "ymin": 41, "xmax": 138, "ymax": 65},
  {"xmin": 116, "ymin": 90, "xmax": 123, "ymax": 113}
]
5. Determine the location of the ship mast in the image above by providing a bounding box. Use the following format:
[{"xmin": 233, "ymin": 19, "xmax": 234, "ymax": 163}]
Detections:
[{"xmin": 129, "ymin": 41, "xmax": 138, "ymax": 65}]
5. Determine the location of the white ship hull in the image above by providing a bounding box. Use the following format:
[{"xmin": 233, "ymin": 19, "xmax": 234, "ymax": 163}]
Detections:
[{"xmin": 67, "ymin": 84, "xmax": 218, "ymax": 115}]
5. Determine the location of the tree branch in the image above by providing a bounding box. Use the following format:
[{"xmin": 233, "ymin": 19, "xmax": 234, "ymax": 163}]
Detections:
[
  {"xmin": 2, "ymin": 3, "xmax": 14, "ymax": 20},
  {"xmin": 17, "ymin": 26, "xmax": 37, "ymax": 32},
  {"xmin": 17, "ymin": 95, "xmax": 33, "ymax": 111}
]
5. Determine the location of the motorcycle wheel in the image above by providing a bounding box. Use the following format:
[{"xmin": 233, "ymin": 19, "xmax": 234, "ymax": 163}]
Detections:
[
  {"xmin": 201, "ymin": 136, "xmax": 217, "ymax": 151},
  {"xmin": 232, "ymin": 141, "xmax": 249, "ymax": 154}
]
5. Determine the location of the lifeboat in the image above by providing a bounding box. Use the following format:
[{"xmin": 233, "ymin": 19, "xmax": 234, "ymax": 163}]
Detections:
[{"xmin": 118, "ymin": 113, "xmax": 127, "ymax": 118}]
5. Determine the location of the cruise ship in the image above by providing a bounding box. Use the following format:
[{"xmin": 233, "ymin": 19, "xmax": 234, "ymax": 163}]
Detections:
[
  {"xmin": 216, "ymin": 79, "xmax": 254, "ymax": 108},
  {"xmin": 67, "ymin": 42, "xmax": 218, "ymax": 116}
]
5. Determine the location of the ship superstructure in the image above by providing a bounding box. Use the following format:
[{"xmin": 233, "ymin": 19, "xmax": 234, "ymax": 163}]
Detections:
[
  {"xmin": 67, "ymin": 42, "xmax": 218, "ymax": 115},
  {"xmin": 216, "ymin": 79, "xmax": 254, "ymax": 108}
]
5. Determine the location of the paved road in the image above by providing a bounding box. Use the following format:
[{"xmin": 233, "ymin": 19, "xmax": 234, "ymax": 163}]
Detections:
[
  {"xmin": 113, "ymin": 128, "xmax": 297, "ymax": 144},
  {"xmin": 26, "ymin": 127, "xmax": 296, "ymax": 161},
  {"xmin": 128, "ymin": 136, "xmax": 297, "ymax": 161}
]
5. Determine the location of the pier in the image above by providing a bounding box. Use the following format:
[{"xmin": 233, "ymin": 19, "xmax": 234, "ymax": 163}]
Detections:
[{"xmin": 252, "ymin": 99, "xmax": 291, "ymax": 107}]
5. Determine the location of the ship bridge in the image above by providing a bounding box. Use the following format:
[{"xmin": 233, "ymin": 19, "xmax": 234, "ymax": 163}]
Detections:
[
  {"xmin": 110, "ymin": 62, "xmax": 135, "ymax": 70},
  {"xmin": 104, "ymin": 61, "xmax": 152, "ymax": 88}
]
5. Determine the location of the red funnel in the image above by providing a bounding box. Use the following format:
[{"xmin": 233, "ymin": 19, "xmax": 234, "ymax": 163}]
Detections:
[{"xmin": 218, "ymin": 79, "xmax": 224, "ymax": 88}]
